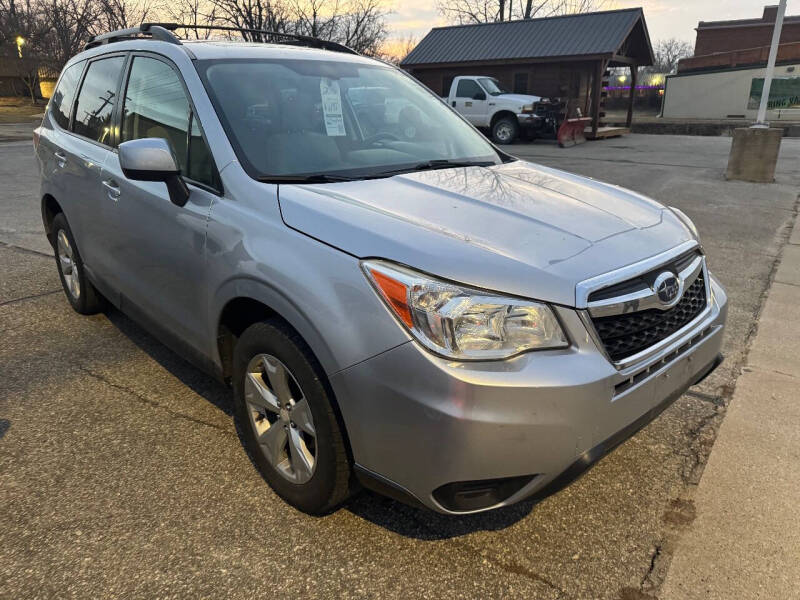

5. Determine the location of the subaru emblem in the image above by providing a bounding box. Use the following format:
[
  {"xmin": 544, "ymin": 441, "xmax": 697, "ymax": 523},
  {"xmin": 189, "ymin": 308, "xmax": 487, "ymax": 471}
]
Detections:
[{"xmin": 654, "ymin": 272, "xmax": 682, "ymax": 305}]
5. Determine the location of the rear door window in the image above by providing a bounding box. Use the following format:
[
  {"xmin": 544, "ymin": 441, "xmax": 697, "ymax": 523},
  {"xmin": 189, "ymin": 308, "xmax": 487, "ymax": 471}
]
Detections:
[
  {"xmin": 50, "ymin": 61, "xmax": 84, "ymax": 130},
  {"xmin": 72, "ymin": 56, "xmax": 126, "ymax": 145}
]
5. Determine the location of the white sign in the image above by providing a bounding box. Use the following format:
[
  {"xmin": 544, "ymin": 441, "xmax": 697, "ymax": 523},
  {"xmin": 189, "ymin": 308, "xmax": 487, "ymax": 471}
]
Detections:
[{"xmin": 320, "ymin": 78, "xmax": 346, "ymax": 137}]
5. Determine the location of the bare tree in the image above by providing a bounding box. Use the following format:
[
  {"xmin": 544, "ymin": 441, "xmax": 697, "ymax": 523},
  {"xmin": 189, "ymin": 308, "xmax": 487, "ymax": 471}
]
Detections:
[
  {"xmin": 436, "ymin": 0, "xmax": 608, "ymax": 24},
  {"xmin": 376, "ymin": 33, "xmax": 417, "ymax": 64},
  {"xmin": 436, "ymin": 0, "xmax": 500, "ymax": 24},
  {"xmin": 288, "ymin": 0, "xmax": 388, "ymax": 55},
  {"xmin": 7, "ymin": 54, "xmax": 42, "ymax": 101},
  {"xmin": 0, "ymin": 0, "xmax": 48, "ymax": 49},
  {"xmin": 334, "ymin": 0, "xmax": 386, "ymax": 55},
  {"xmin": 40, "ymin": 0, "xmax": 98, "ymax": 66},
  {"xmin": 0, "ymin": 0, "xmax": 52, "ymax": 101},
  {"xmin": 647, "ymin": 37, "xmax": 693, "ymax": 74},
  {"xmin": 165, "ymin": 0, "xmax": 220, "ymax": 38},
  {"xmin": 290, "ymin": 0, "xmax": 339, "ymax": 39},
  {"xmin": 206, "ymin": 0, "xmax": 291, "ymax": 40},
  {"xmin": 94, "ymin": 0, "xmax": 159, "ymax": 33}
]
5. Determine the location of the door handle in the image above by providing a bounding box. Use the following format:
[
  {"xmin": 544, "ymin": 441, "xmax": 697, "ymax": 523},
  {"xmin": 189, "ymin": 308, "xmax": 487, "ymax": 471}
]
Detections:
[
  {"xmin": 452, "ymin": 100, "xmax": 456, "ymax": 107},
  {"xmin": 102, "ymin": 179, "xmax": 121, "ymax": 200},
  {"xmin": 54, "ymin": 151, "xmax": 67, "ymax": 168}
]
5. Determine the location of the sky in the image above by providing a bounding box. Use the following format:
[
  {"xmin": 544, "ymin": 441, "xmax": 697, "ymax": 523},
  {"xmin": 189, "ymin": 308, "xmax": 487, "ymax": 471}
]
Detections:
[{"xmin": 384, "ymin": 0, "xmax": 800, "ymax": 48}]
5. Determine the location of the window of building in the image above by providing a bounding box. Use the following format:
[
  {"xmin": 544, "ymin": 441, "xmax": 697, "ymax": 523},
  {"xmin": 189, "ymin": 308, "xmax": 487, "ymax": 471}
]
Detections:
[
  {"xmin": 513, "ymin": 72, "xmax": 529, "ymax": 94},
  {"xmin": 72, "ymin": 56, "xmax": 125, "ymax": 145},
  {"xmin": 50, "ymin": 61, "xmax": 84, "ymax": 130}
]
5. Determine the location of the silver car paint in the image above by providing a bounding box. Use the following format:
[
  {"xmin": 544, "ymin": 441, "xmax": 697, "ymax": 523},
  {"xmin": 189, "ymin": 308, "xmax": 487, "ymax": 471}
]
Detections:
[
  {"xmin": 37, "ymin": 39, "xmax": 727, "ymax": 513},
  {"xmin": 279, "ymin": 161, "xmax": 693, "ymax": 307}
]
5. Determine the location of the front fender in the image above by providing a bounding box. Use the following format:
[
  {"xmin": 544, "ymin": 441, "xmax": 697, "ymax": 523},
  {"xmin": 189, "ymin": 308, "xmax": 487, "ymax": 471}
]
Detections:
[
  {"xmin": 206, "ymin": 224, "xmax": 411, "ymax": 378},
  {"xmin": 211, "ymin": 276, "xmax": 341, "ymax": 376}
]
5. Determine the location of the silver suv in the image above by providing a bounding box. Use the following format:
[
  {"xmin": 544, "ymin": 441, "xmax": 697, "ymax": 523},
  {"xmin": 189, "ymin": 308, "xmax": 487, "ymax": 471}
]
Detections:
[{"xmin": 35, "ymin": 24, "xmax": 727, "ymax": 515}]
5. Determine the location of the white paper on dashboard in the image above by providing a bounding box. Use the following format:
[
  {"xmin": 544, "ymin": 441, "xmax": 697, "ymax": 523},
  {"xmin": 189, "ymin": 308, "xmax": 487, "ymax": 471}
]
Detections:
[{"xmin": 320, "ymin": 78, "xmax": 346, "ymax": 136}]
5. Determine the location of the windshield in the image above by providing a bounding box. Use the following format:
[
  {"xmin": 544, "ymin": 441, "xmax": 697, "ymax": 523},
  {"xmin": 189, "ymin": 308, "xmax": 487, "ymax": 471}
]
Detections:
[
  {"xmin": 478, "ymin": 78, "xmax": 508, "ymax": 96},
  {"xmin": 196, "ymin": 58, "xmax": 503, "ymax": 180}
]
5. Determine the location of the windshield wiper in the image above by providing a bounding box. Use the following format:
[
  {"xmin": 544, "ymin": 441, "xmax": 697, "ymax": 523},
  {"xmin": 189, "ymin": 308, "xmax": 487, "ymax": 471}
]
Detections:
[
  {"xmin": 256, "ymin": 173, "xmax": 357, "ymax": 184},
  {"xmin": 367, "ymin": 159, "xmax": 496, "ymax": 179}
]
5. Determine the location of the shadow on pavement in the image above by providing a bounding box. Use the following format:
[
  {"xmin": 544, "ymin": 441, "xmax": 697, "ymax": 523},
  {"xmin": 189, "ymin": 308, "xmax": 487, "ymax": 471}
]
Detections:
[
  {"xmin": 104, "ymin": 306, "xmax": 233, "ymax": 417},
  {"xmin": 101, "ymin": 305, "xmax": 538, "ymax": 539},
  {"xmin": 345, "ymin": 491, "xmax": 535, "ymax": 540}
]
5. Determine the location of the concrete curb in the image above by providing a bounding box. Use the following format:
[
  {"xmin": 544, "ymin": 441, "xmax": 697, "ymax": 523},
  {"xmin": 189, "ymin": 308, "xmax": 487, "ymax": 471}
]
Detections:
[{"xmin": 661, "ymin": 209, "xmax": 800, "ymax": 599}]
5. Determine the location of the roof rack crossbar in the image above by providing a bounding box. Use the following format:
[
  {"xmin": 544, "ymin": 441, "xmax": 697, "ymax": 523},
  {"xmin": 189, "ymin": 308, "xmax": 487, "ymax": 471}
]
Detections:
[{"xmin": 84, "ymin": 22, "xmax": 358, "ymax": 55}]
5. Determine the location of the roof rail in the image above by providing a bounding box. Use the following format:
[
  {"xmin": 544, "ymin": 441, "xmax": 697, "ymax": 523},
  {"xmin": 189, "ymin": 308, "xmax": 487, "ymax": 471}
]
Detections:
[
  {"xmin": 84, "ymin": 24, "xmax": 181, "ymax": 50},
  {"xmin": 84, "ymin": 22, "xmax": 359, "ymax": 55},
  {"xmin": 169, "ymin": 24, "xmax": 359, "ymax": 54}
]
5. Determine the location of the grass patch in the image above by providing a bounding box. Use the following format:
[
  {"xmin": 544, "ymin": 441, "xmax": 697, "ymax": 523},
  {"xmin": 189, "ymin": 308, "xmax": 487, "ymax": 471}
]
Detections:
[{"xmin": 0, "ymin": 97, "xmax": 46, "ymax": 124}]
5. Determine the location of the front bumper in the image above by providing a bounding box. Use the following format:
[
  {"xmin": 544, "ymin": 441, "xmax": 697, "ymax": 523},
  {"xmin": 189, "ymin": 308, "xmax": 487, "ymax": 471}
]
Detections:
[
  {"xmin": 330, "ymin": 276, "xmax": 728, "ymax": 514},
  {"xmin": 516, "ymin": 112, "xmax": 542, "ymax": 128}
]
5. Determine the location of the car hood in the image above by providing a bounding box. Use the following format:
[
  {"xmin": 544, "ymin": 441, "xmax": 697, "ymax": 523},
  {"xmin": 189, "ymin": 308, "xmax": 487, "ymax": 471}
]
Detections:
[
  {"xmin": 278, "ymin": 161, "xmax": 694, "ymax": 306},
  {"xmin": 495, "ymin": 93, "xmax": 542, "ymax": 104}
]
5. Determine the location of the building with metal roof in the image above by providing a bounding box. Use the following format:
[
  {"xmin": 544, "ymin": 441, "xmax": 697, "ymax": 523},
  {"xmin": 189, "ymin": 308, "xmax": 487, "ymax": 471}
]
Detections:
[{"xmin": 401, "ymin": 7, "xmax": 654, "ymax": 138}]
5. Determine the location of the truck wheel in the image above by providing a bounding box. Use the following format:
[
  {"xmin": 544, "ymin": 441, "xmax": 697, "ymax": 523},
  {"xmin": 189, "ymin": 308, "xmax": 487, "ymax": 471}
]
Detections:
[
  {"xmin": 492, "ymin": 117, "xmax": 518, "ymax": 145},
  {"xmin": 51, "ymin": 212, "xmax": 105, "ymax": 315},
  {"xmin": 232, "ymin": 319, "xmax": 354, "ymax": 514}
]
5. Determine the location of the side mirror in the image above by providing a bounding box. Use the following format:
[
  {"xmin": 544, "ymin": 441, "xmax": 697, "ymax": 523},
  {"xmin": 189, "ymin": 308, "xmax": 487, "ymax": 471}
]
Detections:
[
  {"xmin": 473, "ymin": 91, "xmax": 486, "ymax": 101},
  {"xmin": 119, "ymin": 138, "xmax": 190, "ymax": 207}
]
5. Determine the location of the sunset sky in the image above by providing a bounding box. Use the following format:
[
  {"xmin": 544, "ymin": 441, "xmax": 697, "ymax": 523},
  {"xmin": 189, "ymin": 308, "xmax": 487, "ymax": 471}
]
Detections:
[{"xmin": 385, "ymin": 0, "xmax": 800, "ymax": 48}]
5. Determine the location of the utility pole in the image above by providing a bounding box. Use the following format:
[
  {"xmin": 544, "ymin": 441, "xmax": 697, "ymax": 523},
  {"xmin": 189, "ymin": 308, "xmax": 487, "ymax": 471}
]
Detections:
[{"xmin": 753, "ymin": 0, "xmax": 787, "ymax": 128}]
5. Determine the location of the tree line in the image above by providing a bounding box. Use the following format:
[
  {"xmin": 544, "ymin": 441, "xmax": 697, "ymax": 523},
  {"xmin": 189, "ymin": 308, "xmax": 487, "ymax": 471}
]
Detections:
[
  {"xmin": 1, "ymin": 0, "xmax": 693, "ymax": 102},
  {"xmin": 435, "ymin": 0, "xmax": 610, "ymax": 24},
  {"xmin": 0, "ymin": 0, "xmax": 390, "ymax": 100}
]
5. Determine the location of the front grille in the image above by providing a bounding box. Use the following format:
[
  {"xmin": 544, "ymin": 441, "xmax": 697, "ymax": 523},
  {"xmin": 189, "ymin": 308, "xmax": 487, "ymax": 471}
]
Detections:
[
  {"xmin": 587, "ymin": 250, "xmax": 699, "ymax": 303},
  {"xmin": 591, "ymin": 274, "xmax": 707, "ymax": 362}
]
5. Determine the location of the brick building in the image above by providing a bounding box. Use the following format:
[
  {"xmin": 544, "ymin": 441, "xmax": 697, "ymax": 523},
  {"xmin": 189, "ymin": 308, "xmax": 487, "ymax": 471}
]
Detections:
[
  {"xmin": 679, "ymin": 5, "xmax": 800, "ymax": 74},
  {"xmin": 694, "ymin": 5, "xmax": 800, "ymax": 56},
  {"xmin": 662, "ymin": 5, "xmax": 800, "ymax": 121}
]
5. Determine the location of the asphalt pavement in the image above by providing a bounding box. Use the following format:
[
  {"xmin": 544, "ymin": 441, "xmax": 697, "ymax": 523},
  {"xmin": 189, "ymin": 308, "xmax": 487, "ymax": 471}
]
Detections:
[{"xmin": 1, "ymin": 132, "xmax": 798, "ymax": 599}]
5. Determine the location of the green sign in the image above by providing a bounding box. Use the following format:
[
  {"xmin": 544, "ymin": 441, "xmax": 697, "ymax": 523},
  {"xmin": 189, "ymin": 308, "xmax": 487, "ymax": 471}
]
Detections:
[{"xmin": 748, "ymin": 77, "xmax": 800, "ymax": 110}]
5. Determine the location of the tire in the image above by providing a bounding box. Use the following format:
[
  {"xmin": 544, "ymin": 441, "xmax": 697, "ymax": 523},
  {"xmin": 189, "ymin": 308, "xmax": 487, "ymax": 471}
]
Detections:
[
  {"xmin": 233, "ymin": 319, "xmax": 353, "ymax": 514},
  {"xmin": 51, "ymin": 212, "xmax": 105, "ymax": 315},
  {"xmin": 492, "ymin": 116, "xmax": 518, "ymax": 145}
]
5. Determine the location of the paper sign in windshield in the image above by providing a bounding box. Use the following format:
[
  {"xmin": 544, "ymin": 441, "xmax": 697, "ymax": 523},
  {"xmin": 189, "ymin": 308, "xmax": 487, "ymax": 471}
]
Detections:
[{"xmin": 320, "ymin": 78, "xmax": 346, "ymax": 137}]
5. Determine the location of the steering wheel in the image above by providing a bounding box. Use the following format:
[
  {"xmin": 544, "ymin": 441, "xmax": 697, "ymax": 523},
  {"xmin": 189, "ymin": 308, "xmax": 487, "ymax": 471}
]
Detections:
[{"xmin": 364, "ymin": 132, "xmax": 401, "ymax": 146}]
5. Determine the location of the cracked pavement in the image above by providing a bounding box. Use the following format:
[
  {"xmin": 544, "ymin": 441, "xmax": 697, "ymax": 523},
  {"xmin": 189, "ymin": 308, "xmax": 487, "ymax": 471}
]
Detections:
[{"xmin": 1, "ymin": 134, "xmax": 799, "ymax": 599}]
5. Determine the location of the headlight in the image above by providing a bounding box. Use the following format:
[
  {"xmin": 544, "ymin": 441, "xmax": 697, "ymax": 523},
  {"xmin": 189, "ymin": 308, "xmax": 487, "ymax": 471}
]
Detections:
[
  {"xmin": 521, "ymin": 103, "xmax": 535, "ymax": 113},
  {"xmin": 669, "ymin": 206, "xmax": 699, "ymax": 239},
  {"xmin": 362, "ymin": 260, "xmax": 568, "ymax": 360}
]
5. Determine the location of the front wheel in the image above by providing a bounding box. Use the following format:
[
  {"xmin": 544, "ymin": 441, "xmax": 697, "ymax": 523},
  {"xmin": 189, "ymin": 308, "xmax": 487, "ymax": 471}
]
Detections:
[
  {"xmin": 492, "ymin": 117, "xmax": 519, "ymax": 145},
  {"xmin": 232, "ymin": 320, "xmax": 354, "ymax": 514}
]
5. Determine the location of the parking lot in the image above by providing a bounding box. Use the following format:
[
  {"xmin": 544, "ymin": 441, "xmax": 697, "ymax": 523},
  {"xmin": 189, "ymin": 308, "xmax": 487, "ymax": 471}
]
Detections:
[{"xmin": 1, "ymin": 132, "xmax": 798, "ymax": 599}]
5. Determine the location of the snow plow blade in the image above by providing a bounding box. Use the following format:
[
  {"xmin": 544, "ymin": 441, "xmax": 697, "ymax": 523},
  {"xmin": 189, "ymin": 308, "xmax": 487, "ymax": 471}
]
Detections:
[{"xmin": 557, "ymin": 117, "xmax": 592, "ymax": 148}]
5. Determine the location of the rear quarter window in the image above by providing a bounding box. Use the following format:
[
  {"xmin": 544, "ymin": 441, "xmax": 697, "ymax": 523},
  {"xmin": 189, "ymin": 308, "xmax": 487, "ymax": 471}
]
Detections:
[
  {"xmin": 73, "ymin": 56, "xmax": 126, "ymax": 145},
  {"xmin": 50, "ymin": 61, "xmax": 84, "ymax": 130}
]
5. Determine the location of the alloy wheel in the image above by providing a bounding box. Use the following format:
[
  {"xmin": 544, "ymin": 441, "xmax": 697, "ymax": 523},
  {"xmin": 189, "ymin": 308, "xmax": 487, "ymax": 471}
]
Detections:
[
  {"xmin": 244, "ymin": 353, "xmax": 317, "ymax": 484},
  {"xmin": 57, "ymin": 229, "xmax": 80, "ymax": 300},
  {"xmin": 495, "ymin": 123, "xmax": 514, "ymax": 143}
]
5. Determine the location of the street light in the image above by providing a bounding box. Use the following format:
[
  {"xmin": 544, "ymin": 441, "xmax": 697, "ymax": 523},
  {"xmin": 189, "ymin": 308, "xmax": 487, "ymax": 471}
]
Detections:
[{"xmin": 16, "ymin": 36, "xmax": 25, "ymax": 58}]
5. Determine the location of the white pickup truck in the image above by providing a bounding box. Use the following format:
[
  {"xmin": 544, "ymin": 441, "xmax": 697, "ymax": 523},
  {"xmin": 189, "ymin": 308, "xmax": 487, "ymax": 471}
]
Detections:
[{"xmin": 442, "ymin": 76, "xmax": 544, "ymax": 144}]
